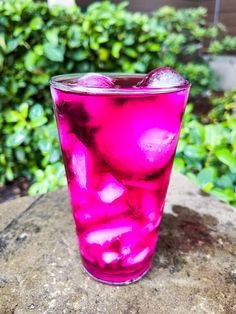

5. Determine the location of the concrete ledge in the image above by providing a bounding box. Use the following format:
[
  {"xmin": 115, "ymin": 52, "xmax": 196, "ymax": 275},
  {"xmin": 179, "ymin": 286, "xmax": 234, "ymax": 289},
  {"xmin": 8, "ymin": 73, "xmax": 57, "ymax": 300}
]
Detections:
[
  {"xmin": 208, "ymin": 54, "xmax": 236, "ymax": 91},
  {"xmin": 0, "ymin": 172, "xmax": 235, "ymax": 314}
]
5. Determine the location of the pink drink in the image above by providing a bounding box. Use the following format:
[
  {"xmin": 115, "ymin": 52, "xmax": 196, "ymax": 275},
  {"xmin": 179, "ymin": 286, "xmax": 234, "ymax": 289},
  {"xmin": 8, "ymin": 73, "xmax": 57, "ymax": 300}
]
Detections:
[{"xmin": 50, "ymin": 72, "xmax": 190, "ymax": 284}]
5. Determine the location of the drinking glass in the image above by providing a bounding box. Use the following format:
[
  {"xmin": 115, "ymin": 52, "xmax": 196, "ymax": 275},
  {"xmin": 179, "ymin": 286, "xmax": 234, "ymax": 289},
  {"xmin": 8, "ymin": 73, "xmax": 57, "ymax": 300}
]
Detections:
[{"xmin": 50, "ymin": 73, "xmax": 190, "ymax": 285}]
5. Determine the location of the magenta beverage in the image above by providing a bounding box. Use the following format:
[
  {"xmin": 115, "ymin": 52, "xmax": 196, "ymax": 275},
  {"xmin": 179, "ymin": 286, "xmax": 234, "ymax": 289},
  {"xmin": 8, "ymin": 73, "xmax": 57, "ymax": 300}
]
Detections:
[{"xmin": 50, "ymin": 68, "xmax": 190, "ymax": 284}]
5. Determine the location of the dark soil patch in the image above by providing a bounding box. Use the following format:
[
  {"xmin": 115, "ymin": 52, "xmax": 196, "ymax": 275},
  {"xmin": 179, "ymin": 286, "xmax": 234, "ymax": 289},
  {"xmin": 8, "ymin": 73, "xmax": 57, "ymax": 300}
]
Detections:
[
  {"xmin": 191, "ymin": 91, "xmax": 224, "ymax": 117},
  {"xmin": 0, "ymin": 177, "xmax": 31, "ymax": 204}
]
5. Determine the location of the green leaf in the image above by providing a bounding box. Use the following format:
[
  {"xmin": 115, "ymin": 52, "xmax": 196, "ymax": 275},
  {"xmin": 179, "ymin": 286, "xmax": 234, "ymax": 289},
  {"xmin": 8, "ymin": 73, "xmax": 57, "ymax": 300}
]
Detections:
[
  {"xmin": 45, "ymin": 29, "xmax": 59, "ymax": 46},
  {"xmin": 204, "ymin": 125, "xmax": 223, "ymax": 147},
  {"xmin": 202, "ymin": 182, "xmax": 214, "ymax": 193},
  {"xmin": 34, "ymin": 44, "xmax": 43, "ymax": 56},
  {"xmin": 28, "ymin": 182, "xmax": 48, "ymax": 196},
  {"xmin": 5, "ymin": 110, "xmax": 22, "ymax": 123},
  {"xmin": 148, "ymin": 43, "xmax": 161, "ymax": 52},
  {"xmin": 35, "ymin": 169, "xmax": 45, "ymax": 182},
  {"xmin": 0, "ymin": 33, "xmax": 7, "ymax": 52},
  {"xmin": 29, "ymin": 104, "xmax": 44, "ymax": 120},
  {"xmin": 38, "ymin": 139, "xmax": 51, "ymax": 153},
  {"xmin": 30, "ymin": 116, "xmax": 48, "ymax": 128},
  {"xmin": 54, "ymin": 162, "xmax": 65, "ymax": 180},
  {"xmin": 29, "ymin": 16, "xmax": 43, "ymax": 30},
  {"xmin": 58, "ymin": 176, "xmax": 67, "ymax": 186},
  {"xmin": 98, "ymin": 48, "xmax": 109, "ymax": 61},
  {"xmin": 197, "ymin": 167, "xmax": 217, "ymax": 187},
  {"xmin": 24, "ymin": 51, "xmax": 38, "ymax": 72},
  {"xmin": 0, "ymin": 53, "xmax": 3, "ymax": 69},
  {"xmin": 71, "ymin": 49, "xmax": 89, "ymax": 61},
  {"xmin": 174, "ymin": 158, "xmax": 185, "ymax": 172},
  {"xmin": 215, "ymin": 148, "xmax": 236, "ymax": 172},
  {"xmin": 7, "ymin": 38, "xmax": 18, "ymax": 53},
  {"xmin": 123, "ymin": 34, "xmax": 135, "ymax": 46},
  {"xmin": 15, "ymin": 147, "xmax": 26, "ymax": 162},
  {"xmin": 49, "ymin": 148, "xmax": 60, "ymax": 163},
  {"xmin": 43, "ymin": 43, "xmax": 64, "ymax": 62},
  {"xmin": 210, "ymin": 188, "xmax": 236, "ymax": 203},
  {"xmin": 125, "ymin": 47, "xmax": 138, "ymax": 58},
  {"xmin": 176, "ymin": 139, "xmax": 186, "ymax": 153},
  {"xmin": 19, "ymin": 103, "xmax": 29, "ymax": 118},
  {"xmin": 134, "ymin": 61, "xmax": 146, "ymax": 72},
  {"xmin": 112, "ymin": 42, "xmax": 122, "ymax": 58},
  {"xmin": 6, "ymin": 167, "xmax": 14, "ymax": 181},
  {"xmin": 216, "ymin": 174, "xmax": 234, "ymax": 189},
  {"xmin": 6, "ymin": 130, "xmax": 28, "ymax": 147},
  {"xmin": 184, "ymin": 145, "xmax": 206, "ymax": 160},
  {"xmin": 188, "ymin": 121, "xmax": 205, "ymax": 144},
  {"xmin": 31, "ymin": 72, "xmax": 49, "ymax": 85},
  {"xmin": 90, "ymin": 36, "xmax": 99, "ymax": 50}
]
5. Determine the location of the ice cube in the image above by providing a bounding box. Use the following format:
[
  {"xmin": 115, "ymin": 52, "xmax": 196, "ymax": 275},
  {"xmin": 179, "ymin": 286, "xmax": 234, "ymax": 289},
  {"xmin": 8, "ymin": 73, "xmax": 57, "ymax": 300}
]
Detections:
[
  {"xmin": 86, "ymin": 226, "xmax": 131, "ymax": 246},
  {"xmin": 125, "ymin": 188, "xmax": 164, "ymax": 231},
  {"xmin": 77, "ymin": 73, "xmax": 114, "ymax": 88},
  {"xmin": 121, "ymin": 216, "xmax": 159, "ymax": 250},
  {"xmin": 141, "ymin": 190, "xmax": 164, "ymax": 230},
  {"xmin": 97, "ymin": 173, "xmax": 126, "ymax": 203},
  {"xmin": 85, "ymin": 217, "xmax": 135, "ymax": 246},
  {"xmin": 70, "ymin": 140, "xmax": 94, "ymax": 188},
  {"xmin": 66, "ymin": 139, "xmax": 98, "ymax": 209},
  {"xmin": 124, "ymin": 247, "xmax": 150, "ymax": 266},
  {"xmin": 121, "ymin": 230, "xmax": 157, "ymax": 267},
  {"xmin": 82, "ymin": 95, "xmax": 116, "ymax": 127},
  {"xmin": 57, "ymin": 117, "xmax": 73, "ymax": 151},
  {"xmin": 137, "ymin": 67, "xmax": 188, "ymax": 88},
  {"xmin": 102, "ymin": 251, "xmax": 120, "ymax": 264},
  {"xmin": 95, "ymin": 101, "xmax": 178, "ymax": 177},
  {"xmin": 137, "ymin": 127, "xmax": 177, "ymax": 171},
  {"xmin": 69, "ymin": 180, "xmax": 90, "ymax": 208},
  {"xmin": 121, "ymin": 225, "xmax": 148, "ymax": 251},
  {"xmin": 73, "ymin": 196, "xmax": 129, "ymax": 226},
  {"xmin": 80, "ymin": 244, "xmax": 120, "ymax": 267},
  {"xmin": 64, "ymin": 75, "xmax": 115, "ymax": 127}
]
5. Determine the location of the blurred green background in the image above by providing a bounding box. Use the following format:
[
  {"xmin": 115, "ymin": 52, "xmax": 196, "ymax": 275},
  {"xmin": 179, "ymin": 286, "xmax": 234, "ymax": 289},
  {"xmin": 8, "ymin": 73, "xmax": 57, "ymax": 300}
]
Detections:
[{"xmin": 0, "ymin": 0, "xmax": 235, "ymax": 205}]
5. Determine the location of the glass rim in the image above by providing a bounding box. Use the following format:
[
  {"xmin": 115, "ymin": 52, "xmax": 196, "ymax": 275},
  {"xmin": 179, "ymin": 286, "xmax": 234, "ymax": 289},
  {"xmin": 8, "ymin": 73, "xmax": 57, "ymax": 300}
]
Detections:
[{"xmin": 50, "ymin": 73, "xmax": 191, "ymax": 95}]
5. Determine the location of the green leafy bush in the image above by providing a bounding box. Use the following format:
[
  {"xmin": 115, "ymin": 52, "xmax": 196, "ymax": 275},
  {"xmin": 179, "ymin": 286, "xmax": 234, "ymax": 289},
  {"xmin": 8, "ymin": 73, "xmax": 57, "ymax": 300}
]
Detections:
[
  {"xmin": 0, "ymin": 0, "xmax": 236, "ymax": 205},
  {"xmin": 175, "ymin": 90, "xmax": 236, "ymax": 206}
]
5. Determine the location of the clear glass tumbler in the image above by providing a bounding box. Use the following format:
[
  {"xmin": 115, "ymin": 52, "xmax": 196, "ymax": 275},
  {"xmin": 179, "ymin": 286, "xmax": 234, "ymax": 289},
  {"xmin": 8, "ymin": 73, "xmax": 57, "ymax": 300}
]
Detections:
[{"xmin": 50, "ymin": 73, "xmax": 190, "ymax": 285}]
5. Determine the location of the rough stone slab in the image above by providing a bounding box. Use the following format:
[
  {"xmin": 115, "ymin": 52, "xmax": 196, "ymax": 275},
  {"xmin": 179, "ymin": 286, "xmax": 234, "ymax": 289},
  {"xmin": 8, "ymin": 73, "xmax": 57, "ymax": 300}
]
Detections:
[
  {"xmin": 0, "ymin": 172, "xmax": 235, "ymax": 314},
  {"xmin": 0, "ymin": 195, "xmax": 38, "ymax": 232}
]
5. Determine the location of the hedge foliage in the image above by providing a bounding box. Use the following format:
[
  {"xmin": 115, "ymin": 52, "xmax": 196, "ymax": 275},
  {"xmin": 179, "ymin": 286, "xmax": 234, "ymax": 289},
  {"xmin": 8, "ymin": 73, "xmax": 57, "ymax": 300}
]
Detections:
[
  {"xmin": 175, "ymin": 89, "xmax": 236, "ymax": 206},
  {"xmin": 0, "ymin": 0, "xmax": 236, "ymax": 205}
]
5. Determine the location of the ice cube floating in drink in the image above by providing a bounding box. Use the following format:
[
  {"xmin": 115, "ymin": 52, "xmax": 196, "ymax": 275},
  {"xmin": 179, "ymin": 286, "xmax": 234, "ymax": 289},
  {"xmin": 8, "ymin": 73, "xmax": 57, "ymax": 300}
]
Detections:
[{"xmin": 50, "ymin": 67, "xmax": 191, "ymax": 285}]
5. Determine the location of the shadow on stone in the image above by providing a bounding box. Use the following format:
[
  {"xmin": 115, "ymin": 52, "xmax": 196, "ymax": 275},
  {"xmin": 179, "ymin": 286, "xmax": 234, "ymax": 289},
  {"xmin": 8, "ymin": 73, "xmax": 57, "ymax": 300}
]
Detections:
[{"xmin": 152, "ymin": 205, "xmax": 219, "ymax": 274}]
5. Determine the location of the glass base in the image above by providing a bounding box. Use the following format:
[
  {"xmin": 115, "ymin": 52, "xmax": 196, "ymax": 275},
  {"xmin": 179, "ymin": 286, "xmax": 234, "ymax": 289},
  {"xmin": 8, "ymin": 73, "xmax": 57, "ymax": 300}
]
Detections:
[{"xmin": 82, "ymin": 258, "xmax": 152, "ymax": 285}]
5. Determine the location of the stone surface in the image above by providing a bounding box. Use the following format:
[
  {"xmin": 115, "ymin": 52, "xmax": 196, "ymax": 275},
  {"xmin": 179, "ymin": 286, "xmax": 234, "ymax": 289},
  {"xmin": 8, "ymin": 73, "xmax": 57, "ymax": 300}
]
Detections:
[
  {"xmin": 0, "ymin": 195, "xmax": 37, "ymax": 232},
  {"xmin": 0, "ymin": 172, "xmax": 235, "ymax": 314}
]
